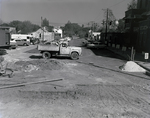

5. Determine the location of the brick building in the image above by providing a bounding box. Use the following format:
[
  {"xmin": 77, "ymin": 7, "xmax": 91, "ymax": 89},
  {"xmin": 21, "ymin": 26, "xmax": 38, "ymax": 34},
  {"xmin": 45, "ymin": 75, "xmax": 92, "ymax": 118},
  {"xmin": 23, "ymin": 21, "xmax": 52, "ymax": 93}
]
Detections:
[
  {"xmin": 101, "ymin": 0, "xmax": 150, "ymax": 53},
  {"xmin": 124, "ymin": 0, "xmax": 150, "ymax": 52}
]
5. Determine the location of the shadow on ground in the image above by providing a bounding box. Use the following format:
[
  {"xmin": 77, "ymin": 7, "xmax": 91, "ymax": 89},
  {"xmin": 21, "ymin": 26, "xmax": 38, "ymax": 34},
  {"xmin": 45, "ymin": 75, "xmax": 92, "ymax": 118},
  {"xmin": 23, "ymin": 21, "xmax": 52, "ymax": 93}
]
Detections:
[
  {"xmin": 25, "ymin": 48, "xmax": 40, "ymax": 53},
  {"xmin": 29, "ymin": 55, "xmax": 71, "ymax": 60},
  {"xmin": 90, "ymin": 48, "xmax": 126, "ymax": 60},
  {"xmin": 0, "ymin": 49, "xmax": 7, "ymax": 56},
  {"xmin": 29, "ymin": 55, "xmax": 43, "ymax": 59}
]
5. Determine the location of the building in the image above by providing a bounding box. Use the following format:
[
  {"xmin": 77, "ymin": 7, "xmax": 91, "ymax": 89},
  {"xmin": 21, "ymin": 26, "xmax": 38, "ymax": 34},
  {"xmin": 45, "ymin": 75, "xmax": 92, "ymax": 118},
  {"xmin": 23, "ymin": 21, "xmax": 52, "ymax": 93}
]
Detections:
[
  {"xmin": 0, "ymin": 26, "xmax": 16, "ymax": 34},
  {"xmin": 53, "ymin": 27, "xmax": 63, "ymax": 38},
  {"xmin": 123, "ymin": 0, "xmax": 150, "ymax": 52},
  {"xmin": 11, "ymin": 34, "xmax": 32, "ymax": 40},
  {"xmin": 101, "ymin": 0, "xmax": 150, "ymax": 53},
  {"xmin": 88, "ymin": 30, "xmax": 101, "ymax": 41},
  {"xmin": 0, "ymin": 29, "xmax": 11, "ymax": 48},
  {"xmin": 30, "ymin": 27, "xmax": 54, "ymax": 42}
]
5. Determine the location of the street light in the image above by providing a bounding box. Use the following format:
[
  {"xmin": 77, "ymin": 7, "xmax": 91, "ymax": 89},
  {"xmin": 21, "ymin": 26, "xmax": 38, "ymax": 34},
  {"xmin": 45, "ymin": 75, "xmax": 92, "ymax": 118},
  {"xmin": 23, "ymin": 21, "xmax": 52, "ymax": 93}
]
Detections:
[{"xmin": 115, "ymin": 20, "xmax": 119, "ymax": 25}]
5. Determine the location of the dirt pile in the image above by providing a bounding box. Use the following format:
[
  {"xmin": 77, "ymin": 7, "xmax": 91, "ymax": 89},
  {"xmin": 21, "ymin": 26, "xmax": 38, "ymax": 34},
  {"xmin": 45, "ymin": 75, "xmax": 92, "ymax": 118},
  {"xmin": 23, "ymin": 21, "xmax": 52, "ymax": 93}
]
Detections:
[
  {"xmin": 15, "ymin": 59, "xmax": 63, "ymax": 72},
  {"xmin": 0, "ymin": 56, "xmax": 4, "ymax": 63},
  {"xmin": 119, "ymin": 61, "xmax": 146, "ymax": 72}
]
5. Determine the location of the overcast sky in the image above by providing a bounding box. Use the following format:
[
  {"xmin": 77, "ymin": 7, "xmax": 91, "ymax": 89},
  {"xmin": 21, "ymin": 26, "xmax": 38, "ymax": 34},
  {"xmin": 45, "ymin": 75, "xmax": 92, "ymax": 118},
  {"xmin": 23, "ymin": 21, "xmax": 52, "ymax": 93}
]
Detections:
[{"xmin": 0, "ymin": 0, "xmax": 132, "ymax": 26}]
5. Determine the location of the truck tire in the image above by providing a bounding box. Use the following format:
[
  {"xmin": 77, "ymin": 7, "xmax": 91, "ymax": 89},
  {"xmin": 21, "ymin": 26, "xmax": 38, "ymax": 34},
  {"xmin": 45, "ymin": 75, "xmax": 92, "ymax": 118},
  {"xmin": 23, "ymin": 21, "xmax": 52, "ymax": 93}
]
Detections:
[
  {"xmin": 23, "ymin": 43, "xmax": 28, "ymax": 46},
  {"xmin": 42, "ymin": 52, "xmax": 51, "ymax": 59},
  {"xmin": 71, "ymin": 52, "xmax": 79, "ymax": 60}
]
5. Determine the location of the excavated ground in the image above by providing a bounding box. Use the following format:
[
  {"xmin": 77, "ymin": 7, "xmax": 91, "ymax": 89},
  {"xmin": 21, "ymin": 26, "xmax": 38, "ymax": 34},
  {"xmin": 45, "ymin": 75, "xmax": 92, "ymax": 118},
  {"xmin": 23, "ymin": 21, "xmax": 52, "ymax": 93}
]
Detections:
[{"xmin": 0, "ymin": 43, "xmax": 150, "ymax": 118}]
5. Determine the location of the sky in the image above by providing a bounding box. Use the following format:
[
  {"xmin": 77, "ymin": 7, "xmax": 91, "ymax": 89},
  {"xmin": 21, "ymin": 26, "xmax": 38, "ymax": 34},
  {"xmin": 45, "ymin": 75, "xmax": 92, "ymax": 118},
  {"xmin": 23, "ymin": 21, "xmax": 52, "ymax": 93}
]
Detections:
[{"xmin": 0, "ymin": 0, "xmax": 132, "ymax": 26}]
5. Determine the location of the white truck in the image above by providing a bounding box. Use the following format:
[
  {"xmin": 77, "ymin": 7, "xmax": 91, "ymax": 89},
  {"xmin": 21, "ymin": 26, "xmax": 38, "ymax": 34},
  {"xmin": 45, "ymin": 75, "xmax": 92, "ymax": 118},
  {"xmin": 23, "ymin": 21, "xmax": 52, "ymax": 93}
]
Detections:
[{"xmin": 37, "ymin": 41, "xmax": 82, "ymax": 60}]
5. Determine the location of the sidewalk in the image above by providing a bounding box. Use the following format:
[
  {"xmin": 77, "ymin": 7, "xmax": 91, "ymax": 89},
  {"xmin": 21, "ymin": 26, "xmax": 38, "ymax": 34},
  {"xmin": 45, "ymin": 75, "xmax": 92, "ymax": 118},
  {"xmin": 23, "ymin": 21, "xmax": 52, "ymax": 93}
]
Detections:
[{"xmin": 106, "ymin": 47, "xmax": 150, "ymax": 73}]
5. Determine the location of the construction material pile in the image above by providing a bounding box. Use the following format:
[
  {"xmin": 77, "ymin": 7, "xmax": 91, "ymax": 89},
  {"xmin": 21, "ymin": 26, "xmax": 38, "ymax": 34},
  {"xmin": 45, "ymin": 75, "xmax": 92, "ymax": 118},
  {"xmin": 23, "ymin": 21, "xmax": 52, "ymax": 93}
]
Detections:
[
  {"xmin": 15, "ymin": 59, "xmax": 63, "ymax": 72},
  {"xmin": 119, "ymin": 61, "xmax": 146, "ymax": 72},
  {"xmin": 0, "ymin": 56, "xmax": 4, "ymax": 63}
]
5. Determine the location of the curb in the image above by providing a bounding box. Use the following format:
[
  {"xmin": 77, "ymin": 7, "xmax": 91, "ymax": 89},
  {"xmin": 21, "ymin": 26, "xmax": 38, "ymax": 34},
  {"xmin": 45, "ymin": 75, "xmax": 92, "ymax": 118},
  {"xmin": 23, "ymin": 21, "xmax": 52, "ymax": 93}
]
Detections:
[
  {"xmin": 136, "ymin": 63, "xmax": 150, "ymax": 76},
  {"xmin": 136, "ymin": 63, "xmax": 150, "ymax": 72},
  {"xmin": 106, "ymin": 47, "xmax": 150, "ymax": 76}
]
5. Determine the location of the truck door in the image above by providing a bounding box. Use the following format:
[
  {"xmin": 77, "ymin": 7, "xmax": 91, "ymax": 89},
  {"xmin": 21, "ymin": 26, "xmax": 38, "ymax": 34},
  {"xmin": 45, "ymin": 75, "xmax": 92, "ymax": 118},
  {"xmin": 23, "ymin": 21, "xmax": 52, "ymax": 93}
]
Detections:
[{"xmin": 60, "ymin": 43, "xmax": 70, "ymax": 55}]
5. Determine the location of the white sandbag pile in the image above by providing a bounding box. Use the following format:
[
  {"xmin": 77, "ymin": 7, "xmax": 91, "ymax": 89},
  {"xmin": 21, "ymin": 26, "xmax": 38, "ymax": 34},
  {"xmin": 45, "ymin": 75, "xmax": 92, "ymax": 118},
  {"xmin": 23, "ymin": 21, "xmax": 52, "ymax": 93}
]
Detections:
[{"xmin": 119, "ymin": 61, "xmax": 146, "ymax": 72}]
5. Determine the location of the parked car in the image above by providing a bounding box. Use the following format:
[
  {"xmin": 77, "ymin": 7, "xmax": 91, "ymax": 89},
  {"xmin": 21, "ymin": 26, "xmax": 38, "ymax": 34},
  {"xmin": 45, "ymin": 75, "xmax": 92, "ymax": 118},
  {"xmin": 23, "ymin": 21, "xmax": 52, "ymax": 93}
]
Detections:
[
  {"xmin": 15, "ymin": 39, "xmax": 30, "ymax": 46},
  {"xmin": 10, "ymin": 39, "xmax": 18, "ymax": 49}
]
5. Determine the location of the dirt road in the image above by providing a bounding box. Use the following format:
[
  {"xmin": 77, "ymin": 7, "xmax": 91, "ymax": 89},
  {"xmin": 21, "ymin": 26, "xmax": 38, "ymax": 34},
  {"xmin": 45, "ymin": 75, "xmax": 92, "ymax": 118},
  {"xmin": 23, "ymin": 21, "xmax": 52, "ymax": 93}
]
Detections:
[{"xmin": 0, "ymin": 40, "xmax": 150, "ymax": 118}]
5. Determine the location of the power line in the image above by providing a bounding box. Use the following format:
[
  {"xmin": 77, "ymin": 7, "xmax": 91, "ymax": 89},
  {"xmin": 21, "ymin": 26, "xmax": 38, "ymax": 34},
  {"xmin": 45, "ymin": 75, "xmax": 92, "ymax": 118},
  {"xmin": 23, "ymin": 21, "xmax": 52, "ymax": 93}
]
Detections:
[
  {"xmin": 108, "ymin": 0, "xmax": 127, "ymax": 8},
  {"xmin": 93, "ymin": 0, "xmax": 127, "ymax": 22}
]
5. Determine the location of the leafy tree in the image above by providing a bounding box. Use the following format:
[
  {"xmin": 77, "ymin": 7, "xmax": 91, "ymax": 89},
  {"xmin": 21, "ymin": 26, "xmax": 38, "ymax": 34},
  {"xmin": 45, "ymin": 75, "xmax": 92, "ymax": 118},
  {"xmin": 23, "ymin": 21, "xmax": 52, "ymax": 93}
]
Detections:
[
  {"xmin": 41, "ymin": 18, "xmax": 54, "ymax": 32},
  {"xmin": 1, "ymin": 20, "xmax": 40, "ymax": 34},
  {"xmin": 21, "ymin": 21, "xmax": 34, "ymax": 34},
  {"xmin": 63, "ymin": 21, "xmax": 82, "ymax": 37},
  {"xmin": 79, "ymin": 27, "xmax": 90, "ymax": 38},
  {"xmin": 101, "ymin": 8, "xmax": 117, "ymax": 32},
  {"xmin": 42, "ymin": 18, "xmax": 49, "ymax": 27},
  {"xmin": 9, "ymin": 20, "xmax": 23, "ymax": 32},
  {"xmin": 47, "ymin": 26, "xmax": 54, "ymax": 32},
  {"xmin": 32, "ymin": 24, "xmax": 40, "ymax": 32},
  {"xmin": 0, "ymin": 23, "xmax": 9, "ymax": 26},
  {"xmin": 127, "ymin": 0, "xmax": 137, "ymax": 10}
]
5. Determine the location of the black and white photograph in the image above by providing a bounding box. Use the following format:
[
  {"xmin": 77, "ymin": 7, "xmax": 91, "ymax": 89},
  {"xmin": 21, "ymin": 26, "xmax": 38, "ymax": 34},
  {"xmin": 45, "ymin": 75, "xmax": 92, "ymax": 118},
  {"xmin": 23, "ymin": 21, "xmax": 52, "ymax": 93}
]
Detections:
[{"xmin": 0, "ymin": 0, "xmax": 150, "ymax": 117}]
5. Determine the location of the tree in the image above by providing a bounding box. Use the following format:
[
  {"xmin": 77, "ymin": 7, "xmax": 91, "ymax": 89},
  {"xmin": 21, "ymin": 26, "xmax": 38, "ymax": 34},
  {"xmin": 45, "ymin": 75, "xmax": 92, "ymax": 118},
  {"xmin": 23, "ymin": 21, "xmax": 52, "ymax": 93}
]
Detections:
[
  {"xmin": 9, "ymin": 20, "xmax": 22, "ymax": 32},
  {"xmin": 42, "ymin": 18, "xmax": 49, "ymax": 27},
  {"xmin": 21, "ymin": 21, "xmax": 34, "ymax": 34},
  {"xmin": 47, "ymin": 26, "xmax": 54, "ymax": 32},
  {"xmin": 63, "ymin": 21, "xmax": 82, "ymax": 37},
  {"xmin": 102, "ymin": 8, "xmax": 118, "ymax": 32},
  {"xmin": 0, "ymin": 23, "xmax": 9, "ymax": 26},
  {"xmin": 2, "ymin": 20, "xmax": 40, "ymax": 34},
  {"xmin": 32, "ymin": 24, "xmax": 40, "ymax": 32},
  {"xmin": 41, "ymin": 18, "xmax": 54, "ymax": 32},
  {"xmin": 127, "ymin": 0, "xmax": 137, "ymax": 10}
]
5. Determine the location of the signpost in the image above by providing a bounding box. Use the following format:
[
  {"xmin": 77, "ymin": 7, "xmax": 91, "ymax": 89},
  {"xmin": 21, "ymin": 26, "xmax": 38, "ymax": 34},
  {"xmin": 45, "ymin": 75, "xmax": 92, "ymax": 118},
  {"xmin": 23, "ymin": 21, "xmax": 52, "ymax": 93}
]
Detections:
[{"xmin": 144, "ymin": 53, "xmax": 149, "ymax": 62}]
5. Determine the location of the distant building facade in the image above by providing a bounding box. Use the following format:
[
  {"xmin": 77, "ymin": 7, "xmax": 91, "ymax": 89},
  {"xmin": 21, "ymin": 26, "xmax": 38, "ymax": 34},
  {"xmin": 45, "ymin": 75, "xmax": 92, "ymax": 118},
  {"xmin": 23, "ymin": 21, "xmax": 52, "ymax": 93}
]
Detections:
[
  {"xmin": 53, "ymin": 27, "xmax": 63, "ymax": 38},
  {"xmin": 0, "ymin": 26, "xmax": 16, "ymax": 34},
  {"xmin": 123, "ymin": 0, "xmax": 150, "ymax": 52},
  {"xmin": 30, "ymin": 27, "xmax": 54, "ymax": 42},
  {"xmin": 101, "ymin": 0, "xmax": 150, "ymax": 53},
  {"xmin": 88, "ymin": 30, "xmax": 101, "ymax": 41}
]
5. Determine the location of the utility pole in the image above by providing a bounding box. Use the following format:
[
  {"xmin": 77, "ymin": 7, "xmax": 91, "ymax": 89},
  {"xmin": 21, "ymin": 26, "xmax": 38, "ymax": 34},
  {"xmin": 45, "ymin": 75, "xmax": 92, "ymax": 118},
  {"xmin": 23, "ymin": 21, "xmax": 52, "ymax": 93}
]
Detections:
[
  {"xmin": 92, "ymin": 21, "xmax": 95, "ymax": 32},
  {"xmin": 41, "ymin": 17, "xmax": 44, "ymax": 41},
  {"xmin": 105, "ymin": 8, "xmax": 108, "ymax": 44}
]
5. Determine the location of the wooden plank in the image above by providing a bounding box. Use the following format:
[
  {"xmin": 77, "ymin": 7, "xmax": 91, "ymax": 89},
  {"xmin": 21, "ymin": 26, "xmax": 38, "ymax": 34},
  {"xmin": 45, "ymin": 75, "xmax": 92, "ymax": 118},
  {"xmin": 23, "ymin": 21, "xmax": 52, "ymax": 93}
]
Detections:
[{"xmin": 0, "ymin": 78, "xmax": 63, "ymax": 89}]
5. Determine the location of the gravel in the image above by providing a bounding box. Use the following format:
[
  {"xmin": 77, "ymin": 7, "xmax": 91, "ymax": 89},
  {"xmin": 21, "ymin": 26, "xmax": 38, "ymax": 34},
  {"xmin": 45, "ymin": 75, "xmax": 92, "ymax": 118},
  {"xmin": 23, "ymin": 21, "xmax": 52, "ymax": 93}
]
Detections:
[{"xmin": 119, "ymin": 61, "xmax": 146, "ymax": 72}]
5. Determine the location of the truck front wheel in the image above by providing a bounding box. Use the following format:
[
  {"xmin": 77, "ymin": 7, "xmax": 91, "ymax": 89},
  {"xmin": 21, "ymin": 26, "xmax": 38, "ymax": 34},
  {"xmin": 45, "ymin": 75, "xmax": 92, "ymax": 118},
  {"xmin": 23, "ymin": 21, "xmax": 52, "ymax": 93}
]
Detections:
[
  {"xmin": 42, "ymin": 52, "xmax": 51, "ymax": 59},
  {"xmin": 71, "ymin": 52, "xmax": 79, "ymax": 60}
]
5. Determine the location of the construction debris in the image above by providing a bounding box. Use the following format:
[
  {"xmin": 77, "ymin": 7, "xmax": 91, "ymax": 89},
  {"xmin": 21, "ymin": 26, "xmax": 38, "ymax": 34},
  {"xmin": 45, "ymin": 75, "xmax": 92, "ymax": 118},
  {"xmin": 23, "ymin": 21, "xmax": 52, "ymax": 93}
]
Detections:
[
  {"xmin": 15, "ymin": 59, "xmax": 63, "ymax": 72},
  {"xmin": 0, "ymin": 78, "xmax": 63, "ymax": 89}
]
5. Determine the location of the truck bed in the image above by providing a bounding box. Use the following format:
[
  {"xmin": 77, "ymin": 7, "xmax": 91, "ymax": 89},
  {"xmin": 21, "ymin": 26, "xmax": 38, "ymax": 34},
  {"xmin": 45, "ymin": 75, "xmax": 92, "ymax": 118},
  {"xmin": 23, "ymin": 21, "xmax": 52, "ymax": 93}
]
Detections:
[{"xmin": 38, "ymin": 44, "xmax": 59, "ymax": 51}]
